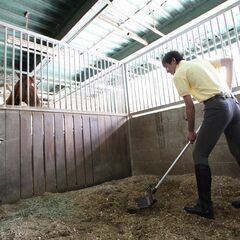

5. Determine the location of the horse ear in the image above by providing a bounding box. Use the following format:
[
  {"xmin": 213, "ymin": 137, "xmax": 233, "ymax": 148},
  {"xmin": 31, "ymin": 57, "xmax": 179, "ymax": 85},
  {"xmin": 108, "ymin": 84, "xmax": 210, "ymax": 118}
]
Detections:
[{"xmin": 16, "ymin": 72, "xmax": 20, "ymax": 78}]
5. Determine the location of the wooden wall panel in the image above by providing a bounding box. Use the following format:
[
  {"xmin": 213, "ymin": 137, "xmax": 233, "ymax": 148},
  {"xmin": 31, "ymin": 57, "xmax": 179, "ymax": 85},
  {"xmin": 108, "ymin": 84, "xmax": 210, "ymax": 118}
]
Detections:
[
  {"xmin": 0, "ymin": 111, "xmax": 5, "ymax": 203},
  {"xmin": 104, "ymin": 116, "xmax": 114, "ymax": 180},
  {"xmin": 32, "ymin": 112, "xmax": 45, "ymax": 195},
  {"xmin": 90, "ymin": 116, "xmax": 101, "ymax": 184},
  {"xmin": 0, "ymin": 108, "xmax": 130, "ymax": 204},
  {"xmin": 111, "ymin": 116, "xmax": 122, "ymax": 178},
  {"xmin": 44, "ymin": 113, "xmax": 56, "ymax": 192},
  {"xmin": 20, "ymin": 111, "xmax": 33, "ymax": 199},
  {"xmin": 5, "ymin": 111, "xmax": 20, "ymax": 203},
  {"xmin": 64, "ymin": 113, "xmax": 77, "ymax": 189},
  {"xmin": 73, "ymin": 114, "xmax": 85, "ymax": 187},
  {"xmin": 97, "ymin": 116, "xmax": 109, "ymax": 183},
  {"xmin": 110, "ymin": 116, "xmax": 122, "ymax": 179},
  {"xmin": 54, "ymin": 113, "xmax": 67, "ymax": 192},
  {"xmin": 116, "ymin": 117, "xmax": 131, "ymax": 178},
  {"xmin": 82, "ymin": 115, "xmax": 94, "ymax": 186}
]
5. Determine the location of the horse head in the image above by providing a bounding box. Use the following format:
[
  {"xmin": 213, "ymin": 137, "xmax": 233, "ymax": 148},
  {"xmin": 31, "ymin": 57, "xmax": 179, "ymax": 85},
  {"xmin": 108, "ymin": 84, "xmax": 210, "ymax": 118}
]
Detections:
[{"xmin": 6, "ymin": 73, "xmax": 40, "ymax": 107}]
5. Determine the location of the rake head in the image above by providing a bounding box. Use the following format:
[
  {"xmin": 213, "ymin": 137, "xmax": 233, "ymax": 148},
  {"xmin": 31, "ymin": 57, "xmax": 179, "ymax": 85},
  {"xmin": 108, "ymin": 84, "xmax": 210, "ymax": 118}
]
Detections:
[{"xmin": 135, "ymin": 184, "xmax": 158, "ymax": 209}]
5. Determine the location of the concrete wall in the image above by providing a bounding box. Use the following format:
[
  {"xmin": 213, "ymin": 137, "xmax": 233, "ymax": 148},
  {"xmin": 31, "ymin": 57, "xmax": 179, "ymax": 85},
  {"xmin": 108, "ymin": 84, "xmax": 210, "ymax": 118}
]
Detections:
[{"xmin": 130, "ymin": 95, "xmax": 240, "ymax": 178}]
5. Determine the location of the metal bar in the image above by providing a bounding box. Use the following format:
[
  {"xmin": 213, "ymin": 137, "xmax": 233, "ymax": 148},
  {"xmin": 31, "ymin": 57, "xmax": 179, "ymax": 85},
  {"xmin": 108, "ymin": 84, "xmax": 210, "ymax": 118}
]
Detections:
[
  {"xmin": 223, "ymin": 12, "xmax": 233, "ymax": 57},
  {"xmin": 127, "ymin": 64, "xmax": 135, "ymax": 113},
  {"xmin": 105, "ymin": 58, "xmax": 111, "ymax": 112},
  {"xmin": 171, "ymin": 37, "xmax": 182, "ymax": 102},
  {"xmin": 203, "ymin": 23, "xmax": 211, "ymax": 57},
  {"xmin": 95, "ymin": 56, "xmax": 101, "ymax": 112},
  {"xmin": 69, "ymin": 47, "xmax": 73, "ymax": 110},
  {"xmin": 122, "ymin": 63, "xmax": 130, "ymax": 115},
  {"xmin": 231, "ymin": 7, "xmax": 240, "ymax": 86},
  {"xmin": 78, "ymin": 51, "xmax": 83, "ymax": 111},
  {"xmin": 83, "ymin": 54, "xmax": 87, "ymax": 111},
  {"xmin": 64, "ymin": 47, "xmax": 67, "ymax": 110},
  {"xmin": 58, "ymin": 44, "xmax": 62, "ymax": 109},
  {"xmin": 152, "ymin": 49, "xmax": 162, "ymax": 106},
  {"xmin": 91, "ymin": 54, "xmax": 97, "ymax": 112},
  {"xmin": 145, "ymin": 53, "xmax": 154, "ymax": 108},
  {"xmin": 20, "ymin": 31, "xmax": 23, "ymax": 104},
  {"xmin": 156, "ymin": 46, "xmax": 167, "ymax": 105},
  {"xmin": 113, "ymin": 64, "xmax": 117, "ymax": 113},
  {"xmin": 216, "ymin": 15, "xmax": 226, "ymax": 57},
  {"xmin": 47, "ymin": 41, "xmax": 50, "ymax": 108},
  {"xmin": 52, "ymin": 43, "xmax": 56, "ymax": 108},
  {"xmin": 185, "ymin": 32, "xmax": 193, "ymax": 60},
  {"xmin": 138, "ymin": 57, "xmax": 146, "ymax": 111},
  {"xmin": 87, "ymin": 53, "xmax": 92, "ymax": 111},
  {"xmin": 209, "ymin": 19, "xmax": 218, "ymax": 57},
  {"xmin": 4, "ymin": 27, "xmax": 7, "ymax": 105},
  {"xmin": 39, "ymin": 38, "xmax": 43, "ymax": 106},
  {"xmin": 27, "ymin": 34, "xmax": 30, "ymax": 106},
  {"xmin": 132, "ymin": 62, "xmax": 139, "ymax": 112},
  {"xmin": 11, "ymin": 29, "xmax": 15, "ymax": 106},
  {"xmin": 197, "ymin": 26, "xmax": 204, "ymax": 58},
  {"xmin": 161, "ymin": 44, "xmax": 171, "ymax": 104},
  {"xmin": 169, "ymin": 39, "xmax": 178, "ymax": 102},
  {"xmin": 99, "ymin": 58, "xmax": 106, "ymax": 112},
  {"xmin": 74, "ymin": 49, "xmax": 78, "ymax": 111},
  {"xmin": 34, "ymin": 36, "xmax": 37, "ymax": 107}
]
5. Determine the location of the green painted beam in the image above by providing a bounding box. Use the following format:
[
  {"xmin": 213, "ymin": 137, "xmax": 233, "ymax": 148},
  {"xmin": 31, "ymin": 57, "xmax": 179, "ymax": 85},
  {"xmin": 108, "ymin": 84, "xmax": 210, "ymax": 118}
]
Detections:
[{"xmin": 54, "ymin": 0, "xmax": 98, "ymax": 40}]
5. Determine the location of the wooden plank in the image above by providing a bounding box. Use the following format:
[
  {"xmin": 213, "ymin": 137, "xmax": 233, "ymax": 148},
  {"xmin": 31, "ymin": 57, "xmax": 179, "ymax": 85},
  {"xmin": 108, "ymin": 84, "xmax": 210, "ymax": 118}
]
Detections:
[
  {"xmin": 73, "ymin": 114, "xmax": 85, "ymax": 187},
  {"xmin": 44, "ymin": 113, "xmax": 56, "ymax": 192},
  {"xmin": 20, "ymin": 111, "xmax": 33, "ymax": 199},
  {"xmin": 110, "ymin": 116, "xmax": 122, "ymax": 179},
  {"xmin": 90, "ymin": 116, "xmax": 101, "ymax": 184},
  {"xmin": 64, "ymin": 113, "xmax": 77, "ymax": 189},
  {"xmin": 55, "ymin": 113, "xmax": 67, "ymax": 192},
  {"xmin": 104, "ymin": 115, "xmax": 114, "ymax": 180},
  {"xmin": 5, "ymin": 110, "xmax": 20, "ymax": 203},
  {"xmin": 82, "ymin": 115, "xmax": 94, "ymax": 186},
  {"xmin": 95, "ymin": 115, "xmax": 110, "ymax": 183},
  {"xmin": 96, "ymin": 116, "xmax": 111, "ymax": 182},
  {"xmin": 116, "ymin": 116, "xmax": 131, "ymax": 178},
  {"xmin": 32, "ymin": 112, "xmax": 45, "ymax": 196},
  {"xmin": 0, "ymin": 110, "xmax": 6, "ymax": 203}
]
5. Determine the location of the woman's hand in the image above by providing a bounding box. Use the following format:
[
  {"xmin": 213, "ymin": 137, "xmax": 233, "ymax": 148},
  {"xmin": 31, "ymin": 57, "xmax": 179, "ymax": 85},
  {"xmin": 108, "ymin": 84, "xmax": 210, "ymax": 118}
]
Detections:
[{"xmin": 187, "ymin": 131, "xmax": 197, "ymax": 144}]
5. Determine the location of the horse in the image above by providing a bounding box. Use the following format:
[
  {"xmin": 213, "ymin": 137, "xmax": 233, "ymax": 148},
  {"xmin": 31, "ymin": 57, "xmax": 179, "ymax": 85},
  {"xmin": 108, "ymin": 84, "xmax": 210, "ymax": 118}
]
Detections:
[{"xmin": 6, "ymin": 73, "xmax": 40, "ymax": 107}]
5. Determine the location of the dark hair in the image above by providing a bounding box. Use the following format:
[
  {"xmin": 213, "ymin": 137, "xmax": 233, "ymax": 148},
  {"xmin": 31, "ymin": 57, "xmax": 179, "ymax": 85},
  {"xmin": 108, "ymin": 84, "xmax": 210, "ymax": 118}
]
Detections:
[{"xmin": 162, "ymin": 51, "xmax": 184, "ymax": 64}]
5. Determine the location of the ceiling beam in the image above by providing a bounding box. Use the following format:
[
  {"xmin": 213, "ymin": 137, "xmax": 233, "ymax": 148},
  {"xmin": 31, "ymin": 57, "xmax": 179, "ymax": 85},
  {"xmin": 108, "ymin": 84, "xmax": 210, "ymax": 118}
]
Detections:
[
  {"xmin": 103, "ymin": 0, "xmax": 165, "ymax": 37},
  {"xmin": 111, "ymin": 0, "xmax": 228, "ymax": 60},
  {"xmin": 97, "ymin": 15, "xmax": 148, "ymax": 46}
]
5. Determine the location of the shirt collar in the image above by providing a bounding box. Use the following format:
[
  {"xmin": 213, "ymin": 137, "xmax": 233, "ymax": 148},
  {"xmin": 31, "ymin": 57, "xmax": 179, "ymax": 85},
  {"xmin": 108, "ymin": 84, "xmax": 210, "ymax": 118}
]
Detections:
[{"xmin": 174, "ymin": 60, "xmax": 185, "ymax": 74}]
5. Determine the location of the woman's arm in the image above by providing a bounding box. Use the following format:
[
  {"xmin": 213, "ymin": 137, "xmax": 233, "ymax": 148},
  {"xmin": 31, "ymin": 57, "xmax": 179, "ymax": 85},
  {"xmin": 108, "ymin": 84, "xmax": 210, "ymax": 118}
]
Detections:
[
  {"xmin": 220, "ymin": 58, "xmax": 233, "ymax": 90},
  {"xmin": 183, "ymin": 95, "xmax": 196, "ymax": 143}
]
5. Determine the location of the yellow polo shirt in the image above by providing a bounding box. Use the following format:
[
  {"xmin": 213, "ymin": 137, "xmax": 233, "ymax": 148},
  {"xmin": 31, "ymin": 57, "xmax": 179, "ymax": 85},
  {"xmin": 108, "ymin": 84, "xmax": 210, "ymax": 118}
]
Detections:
[{"xmin": 173, "ymin": 59, "xmax": 230, "ymax": 102}]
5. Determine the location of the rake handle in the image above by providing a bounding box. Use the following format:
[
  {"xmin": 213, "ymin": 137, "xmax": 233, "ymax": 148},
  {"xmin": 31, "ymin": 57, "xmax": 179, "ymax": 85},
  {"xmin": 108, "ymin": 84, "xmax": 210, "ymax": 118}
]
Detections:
[{"xmin": 154, "ymin": 125, "xmax": 201, "ymax": 190}]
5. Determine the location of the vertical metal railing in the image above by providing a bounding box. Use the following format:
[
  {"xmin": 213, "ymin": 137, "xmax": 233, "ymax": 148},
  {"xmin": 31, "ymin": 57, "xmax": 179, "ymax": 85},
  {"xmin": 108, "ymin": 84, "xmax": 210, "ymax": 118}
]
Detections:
[
  {"xmin": 0, "ymin": 21, "xmax": 126, "ymax": 114},
  {"xmin": 123, "ymin": 0, "xmax": 240, "ymax": 115}
]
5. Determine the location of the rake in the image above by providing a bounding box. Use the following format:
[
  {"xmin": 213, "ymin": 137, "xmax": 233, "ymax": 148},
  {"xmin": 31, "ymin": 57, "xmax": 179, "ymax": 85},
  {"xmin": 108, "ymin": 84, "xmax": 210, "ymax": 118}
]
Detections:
[{"xmin": 135, "ymin": 125, "xmax": 201, "ymax": 210}]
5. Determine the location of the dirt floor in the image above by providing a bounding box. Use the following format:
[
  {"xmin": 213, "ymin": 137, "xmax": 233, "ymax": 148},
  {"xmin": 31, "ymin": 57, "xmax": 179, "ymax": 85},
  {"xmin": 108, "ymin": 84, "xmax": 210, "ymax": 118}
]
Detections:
[{"xmin": 0, "ymin": 174, "xmax": 239, "ymax": 240}]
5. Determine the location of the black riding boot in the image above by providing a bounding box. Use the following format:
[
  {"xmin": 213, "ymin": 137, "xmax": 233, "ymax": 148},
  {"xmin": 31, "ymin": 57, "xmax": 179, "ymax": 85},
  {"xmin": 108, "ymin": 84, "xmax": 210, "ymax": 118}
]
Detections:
[
  {"xmin": 232, "ymin": 200, "xmax": 240, "ymax": 208},
  {"xmin": 184, "ymin": 164, "xmax": 214, "ymax": 219}
]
